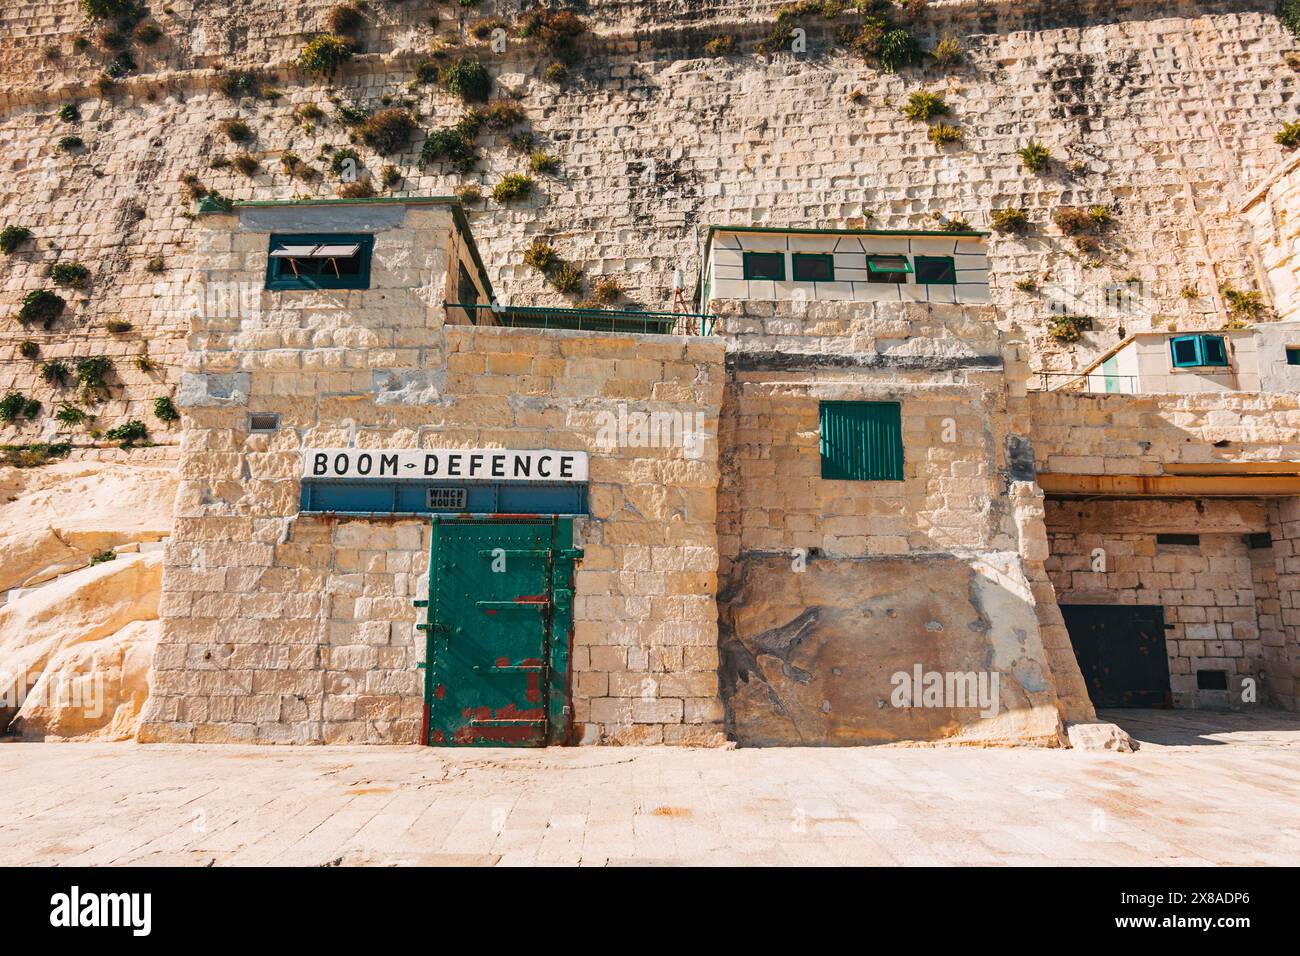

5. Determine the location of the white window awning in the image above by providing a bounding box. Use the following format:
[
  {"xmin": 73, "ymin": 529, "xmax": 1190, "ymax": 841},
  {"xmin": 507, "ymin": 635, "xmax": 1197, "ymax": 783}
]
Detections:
[{"xmin": 270, "ymin": 244, "xmax": 322, "ymax": 258}]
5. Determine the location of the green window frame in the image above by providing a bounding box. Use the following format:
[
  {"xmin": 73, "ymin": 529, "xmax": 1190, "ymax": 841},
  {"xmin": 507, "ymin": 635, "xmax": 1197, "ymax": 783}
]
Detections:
[
  {"xmin": 791, "ymin": 253, "xmax": 835, "ymax": 282},
  {"xmin": 819, "ymin": 401, "xmax": 904, "ymax": 481},
  {"xmin": 266, "ymin": 233, "xmax": 374, "ymax": 291},
  {"xmin": 865, "ymin": 255, "xmax": 911, "ymax": 284},
  {"xmin": 1286, "ymin": 346, "xmax": 1300, "ymax": 366},
  {"xmin": 914, "ymin": 256, "xmax": 957, "ymax": 285},
  {"xmin": 743, "ymin": 251, "xmax": 786, "ymax": 281},
  {"xmin": 1170, "ymin": 334, "xmax": 1228, "ymax": 368}
]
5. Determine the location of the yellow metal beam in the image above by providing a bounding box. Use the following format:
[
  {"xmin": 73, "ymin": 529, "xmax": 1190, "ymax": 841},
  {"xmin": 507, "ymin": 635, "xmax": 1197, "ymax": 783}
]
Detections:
[{"xmin": 1036, "ymin": 473, "xmax": 1300, "ymax": 497}]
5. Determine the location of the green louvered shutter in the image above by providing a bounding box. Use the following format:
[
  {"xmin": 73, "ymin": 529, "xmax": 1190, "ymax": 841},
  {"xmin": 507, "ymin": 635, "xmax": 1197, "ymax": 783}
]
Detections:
[{"xmin": 819, "ymin": 401, "xmax": 904, "ymax": 481}]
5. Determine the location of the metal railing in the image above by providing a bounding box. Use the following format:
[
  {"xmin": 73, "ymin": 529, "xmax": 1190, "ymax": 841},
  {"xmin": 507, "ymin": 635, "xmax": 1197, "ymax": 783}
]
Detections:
[
  {"xmin": 446, "ymin": 303, "xmax": 716, "ymax": 337},
  {"xmin": 1032, "ymin": 371, "xmax": 1139, "ymax": 393}
]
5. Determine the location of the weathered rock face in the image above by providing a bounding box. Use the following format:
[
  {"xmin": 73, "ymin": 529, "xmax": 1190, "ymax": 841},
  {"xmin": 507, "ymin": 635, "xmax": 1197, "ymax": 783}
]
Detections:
[
  {"xmin": 0, "ymin": 461, "xmax": 177, "ymax": 592},
  {"xmin": 719, "ymin": 554, "xmax": 1065, "ymax": 746},
  {"xmin": 0, "ymin": 551, "xmax": 161, "ymax": 740}
]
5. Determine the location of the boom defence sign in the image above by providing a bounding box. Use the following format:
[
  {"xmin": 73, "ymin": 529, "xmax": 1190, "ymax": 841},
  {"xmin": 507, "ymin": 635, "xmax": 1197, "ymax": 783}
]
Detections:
[{"xmin": 304, "ymin": 448, "xmax": 589, "ymax": 483}]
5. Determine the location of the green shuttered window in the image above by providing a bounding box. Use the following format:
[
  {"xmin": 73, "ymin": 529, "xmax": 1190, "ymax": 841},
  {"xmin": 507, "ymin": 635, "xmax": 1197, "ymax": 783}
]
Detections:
[{"xmin": 819, "ymin": 401, "xmax": 904, "ymax": 481}]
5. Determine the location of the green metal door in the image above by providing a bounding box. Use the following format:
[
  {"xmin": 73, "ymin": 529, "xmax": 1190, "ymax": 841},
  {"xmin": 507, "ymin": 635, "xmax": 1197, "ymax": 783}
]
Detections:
[{"xmin": 418, "ymin": 517, "xmax": 579, "ymax": 746}]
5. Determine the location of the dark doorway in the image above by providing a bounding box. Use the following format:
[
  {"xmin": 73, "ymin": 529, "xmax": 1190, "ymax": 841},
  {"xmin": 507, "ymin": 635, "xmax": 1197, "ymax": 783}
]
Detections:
[{"xmin": 1060, "ymin": 604, "xmax": 1172, "ymax": 708}]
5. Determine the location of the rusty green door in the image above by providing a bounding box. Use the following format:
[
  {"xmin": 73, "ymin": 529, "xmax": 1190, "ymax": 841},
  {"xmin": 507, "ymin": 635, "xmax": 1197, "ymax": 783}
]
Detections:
[{"xmin": 419, "ymin": 517, "xmax": 579, "ymax": 746}]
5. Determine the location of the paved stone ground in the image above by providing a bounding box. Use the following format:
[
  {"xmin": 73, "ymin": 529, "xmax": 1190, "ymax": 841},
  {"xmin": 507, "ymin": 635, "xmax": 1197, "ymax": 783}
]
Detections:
[{"xmin": 2, "ymin": 710, "xmax": 1298, "ymax": 866}]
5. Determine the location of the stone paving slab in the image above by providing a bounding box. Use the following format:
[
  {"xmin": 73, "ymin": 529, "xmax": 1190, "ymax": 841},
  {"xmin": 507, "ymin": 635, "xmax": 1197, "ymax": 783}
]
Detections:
[{"xmin": 2, "ymin": 711, "xmax": 1299, "ymax": 866}]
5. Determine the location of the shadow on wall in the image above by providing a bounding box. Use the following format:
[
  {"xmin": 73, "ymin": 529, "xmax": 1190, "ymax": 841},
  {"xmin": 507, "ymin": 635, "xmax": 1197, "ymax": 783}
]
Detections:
[{"xmin": 718, "ymin": 552, "xmax": 1065, "ymax": 746}]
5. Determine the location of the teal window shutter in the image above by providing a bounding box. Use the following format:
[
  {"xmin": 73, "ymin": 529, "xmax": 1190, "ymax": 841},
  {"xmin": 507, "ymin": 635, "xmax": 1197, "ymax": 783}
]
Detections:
[
  {"xmin": 1286, "ymin": 346, "xmax": 1300, "ymax": 366},
  {"xmin": 1171, "ymin": 334, "xmax": 1229, "ymax": 368},
  {"xmin": 1170, "ymin": 335, "xmax": 1201, "ymax": 367},
  {"xmin": 266, "ymin": 233, "xmax": 374, "ymax": 291},
  {"xmin": 819, "ymin": 401, "xmax": 904, "ymax": 481},
  {"xmin": 1199, "ymin": 335, "xmax": 1228, "ymax": 366}
]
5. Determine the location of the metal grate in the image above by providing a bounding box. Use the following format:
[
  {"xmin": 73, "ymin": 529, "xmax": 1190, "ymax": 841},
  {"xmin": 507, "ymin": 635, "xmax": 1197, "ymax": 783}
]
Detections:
[
  {"xmin": 427, "ymin": 487, "xmax": 468, "ymax": 510},
  {"xmin": 249, "ymin": 413, "xmax": 279, "ymax": 432}
]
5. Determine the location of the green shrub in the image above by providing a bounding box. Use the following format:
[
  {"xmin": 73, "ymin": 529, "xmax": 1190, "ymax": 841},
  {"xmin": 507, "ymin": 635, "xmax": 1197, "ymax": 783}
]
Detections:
[
  {"xmin": 1046, "ymin": 314, "xmax": 1092, "ymax": 345},
  {"xmin": 444, "ymin": 57, "xmax": 492, "ymax": 102},
  {"xmin": 17, "ymin": 340, "xmax": 38, "ymax": 359},
  {"xmin": 491, "ymin": 174, "xmax": 534, "ymax": 203},
  {"xmin": 41, "ymin": 360, "xmax": 69, "ymax": 386},
  {"xmin": 1014, "ymin": 277, "xmax": 1038, "ymax": 293},
  {"xmin": 877, "ymin": 29, "xmax": 923, "ymax": 72},
  {"xmin": 105, "ymin": 419, "xmax": 148, "ymax": 446},
  {"xmin": 1223, "ymin": 287, "xmax": 1265, "ymax": 321},
  {"xmin": 146, "ymin": 255, "xmax": 165, "ymax": 273},
  {"xmin": 517, "ymin": 8, "xmax": 588, "ymax": 64},
  {"xmin": 49, "ymin": 261, "xmax": 90, "ymax": 288},
  {"xmin": 298, "ymin": 34, "xmax": 354, "ymax": 77},
  {"xmin": 338, "ymin": 179, "xmax": 377, "ymax": 199},
  {"xmin": 0, "ymin": 391, "xmax": 35, "ymax": 423},
  {"xmin": 902, "ymin": 91, "xmax": 948, "ymax": 121},
  {"xmin": 936, "ymin": 215, "xmax": 973, "ymax": 233},
  {"xmin": 57, "ymin": 135, "xmax": 85, "ymax": 152},
  {"xmin": 381, "ymin": 165, "xmax": 402, "ymax": 189},
  {"xmin": 1280, "ymin": 0, "xmax": 1300, "ymax": 38},
  {"xmin": 927, "ymin": 122, "xmax": 962, "ymax": 146},
  {"xmin": 421, "ymin": 125, "xmax": 479, "ymax": 172},
  {"xmin": 17, "ymin": 289, "xmax": 66, "ymax": 328},
  {"xmin": 543, "ymin": 62, "xmax": 568, "ymax": 83},
  {"xmin": 232, "ymin": 153, "xmax": 259, "ymax": 176},
  {"xmin": 530, "ymin": 150, "xmax": 560, "ymax": 174},
  {"xmin": 219, "ymin": 118, "xmax": 253, "ymax": 142},
  {"xmin": 358, "ymin": 108, "xmax": 417, "ymax": 154},
  {"xmin": 0, "ymin": 442, "xmax": 72, "ymax": 468},
  {"xmin": 296, "ymin": 103, "xmax": 326, "ymax": 124},
  {"xmin": 1018, "ymin": 140, "xmax": 1053, "ymax": 173},
  {"xmin": 1277, "ymin": 121, "xmax": 1300, "ymax": 150},
  {"xmin": 134, "ymin": 22, "xmax": 162, "ymax": 44},
  {"xmin": 105, "ymin": 319, "xmax": 132, "ymax": 333},
  {"xmin": 90, "ymin": 549, "xmax": 117, "ymax": 565},
  {"xmin": 329, "ymin": 146, "xmax": 361, "ymax": 177},
  {"xmin": 990, "ymin": 207, "xmax": 1028, "ymax": 234},
  {"xmin": 153, "ymin": 396, "xmax": 179, "ymax": 422},
  {"xmin": 0, "ymin": 225, "xmax": 32, "ymax": 254},
  {"xmin": 523, "ymin": 238, "xmax": 558, "ymax": 272},
  {"xmin": 217, "ymin": 70, "xmax": 262, "ymax": 99},
  {"xmin": 455, "ymin": 183, "xmax": 483, "ymax": 203},
  {"xmin": 80, "ymin": 0, "xmax": 134, "ymax": 19},
  {"xmin": 75, "ymin": 355, "xmax": 113, "ymax": 391},
  {"xmin": 57, "ymin": 103, "xmax": 81, "ymax": 122},
  {"xmin": 326, "ymin": 3, "xmax": 365, "ymax": 34},
  {"xmin": 589, "ymin": 276, "xmax": 623, "ymax": 305},
  {"xmin": 551, "ymin": 262, "xmax": 583, "ymax": 294},
  {"xmin": 479, "ymin": 100, "xmax": 525, "ymax": 130},
  {"xmin": 335, "ymin": 101, "xmax": 370, "ymax": 126},
  {"xmin": 931, "ymin": 36, "xmax": 962, "ymax": 68},
  {"xmin": 56, "ymin": 403, "xmax": 89, "ymax": 425},
  {"xmin": 705, "ymin": 36, "xmax": 735, "ymax": 56},
  {"xmin": 105, "ymin": 51, "xmax": 136, "ymax": 78}
]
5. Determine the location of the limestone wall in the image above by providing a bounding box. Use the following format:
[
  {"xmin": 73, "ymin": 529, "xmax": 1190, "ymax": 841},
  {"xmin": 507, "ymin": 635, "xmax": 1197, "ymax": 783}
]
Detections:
[
  {"xmin": 3, "ymin": 1, "xmax": 1299, "ymax": 452},
  {"xmin": 1243, "ymin": 153, "xmax": 1300, "ymax": 322},
  {"xmin": 1044, "ymin": 498, "xmax": 1277, "ymax": 707},
  {"xmin": 1027, "ymin": 390, "xmax": 1300, "ymax": 476}
]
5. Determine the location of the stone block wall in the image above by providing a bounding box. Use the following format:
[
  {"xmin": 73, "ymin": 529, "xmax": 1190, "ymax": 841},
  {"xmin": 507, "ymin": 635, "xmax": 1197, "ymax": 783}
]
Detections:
[
  {"xmin": 1243, "ymin": 153, "xmax": 1300, "ymax": 322},
  {"xmin": 1267, "ymin": 496, "xmax": 1300, "ymax": 711},
  {"xmin": 4, "ymin": 0, "xmax": 1300, "ymax": 452},
  {"xmin": 1044, "ymin": 498, "xmax": 1281, "ymax": 707},
  {"xmin": 140, "ymin": 202, "xmax": 728, "ymax": 744}
]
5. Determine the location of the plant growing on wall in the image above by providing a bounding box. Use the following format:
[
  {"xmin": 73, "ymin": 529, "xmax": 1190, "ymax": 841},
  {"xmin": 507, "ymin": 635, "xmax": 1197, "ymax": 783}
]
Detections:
[
  {"xmin": 298, "ymin": 34, "xmax": 354, "ymax": 77},
  {"xmin": 49, "ymin": 261, "xmax": 90, "ymax": 288},
  {"xmin": 1018, "ymin": 140, "xmax": 1053, "ymax": 173},
  {"xmin": 41, "ymin": 360, "xmax": 69, "ymax": 385},
  {"xmin": 75, "ymin": 355, "xmax": 113, "ymax": 398},
  {"xmin": 1, "ymin": 225, "xmax": 32, "ymax": 254},
  {"xmin": 1222, "ymin": 287, "xmax": 1265, "ymax": 322},
  {"xmin": 523, "ymin": 238, "xmax": 558, "ymax": 272},
  {"xmin": 901, "ymin": 90, "xmax": 948, "ymax": 121},
  {"xmin": 927, "ymin": 122, "xmax": 962, "ymax": 146},
  {"xmin": 358, "ymin": 109, "xmax": 418, "ymax": 154},
  {"xmin": 57, "ymin": 103, "xmax": 81, "ymax": 122},
  {"xmin": 17, "ymin": 289, "xmax": 66, "ymax": 328},
  {"xmin": 153, "ymin": 396, "xmax": 179, "ymax": 422},
  {"xmin": 583, "ymin": 276, "xmax": 623, "ymax": 308},
  {"xmin": 551, "ymin": 262, "xmax": 583, "ymax": 294},
  {"xmin": 1046, "ymin": 314, "xmax": 1092, "ymax": 344},
  {"xmin": 1280, "ymin": 0, "xmax": 1300, "ymax": 38},
  {"xmin": 421, "ymin": 124, "xmax": 480, "ymax": 172},
  {"xmin": 134, "ymin": 21, "xmax": 161, "ymax": 44},
  {"xmin": 328, "ymin": 146, "xmax": 361, "ymax": 178},
  {"xmin": 1277, "ymin": 121, "xmax": 1300, "ymax": 150},
  {"xmin": 991, "ymin": 208, "xmax": 1028, "ymax": 233},
  {"xmin": 443, "ymin": 57, "xmax": 492, "ymax": 102},
  {"xmin": 338, "ymin": 180, "xmax": 377, "ymax": 198},
  {"xmin": 219, "ymin": 118, "xmax": 253, "ymax": 143},
  {"xmin": 517, "ymin": 7, "xmax": 588, "ymax": 65},
  {"xmin": 931, "ymin": 36, "xmax": 962, "ymax": 68},
  {"xmin": 530, "ymin": 150, "xmax": 560, "ymax": 174},
  {"xmin": 326, "ymin": 2, "xmax": 365, "ymax": 35},
  {"xmin": 232, "ymin": 153, "xmax": 259, "ymax": 176},
  {"xmin": 57, "ymin": 135, "xmax": 85, "ymax": 152},
  {"xmin": 705, "ymin": 36, "xmax": 735, "ymax": 56},
  {"xmin": 2, "ymin": 442, "xmax": 73, "ymax": 468},
  {"xmin": 491, "ymin": 174, "xmax": 534, "ymax": 203},
  {"xmin": 80, "ymin": 0, "xmax": 135, "ymax": 19},
  {"xmin": 105, "ymin": 319, "xmax": 132, "ymax": 333},
  {"xmin": 17, "ymin": 340, "xmax": 38, "ymax": 359},
  {"xmin": 56, "ymin": 403, "xmax": 89, "ymax": 425},
  {"xmin": 0, "ymin": 392, "xmax": 40, "ymax": 423},
  {"xmin": 106, "ymin": 419, "xmax": 148, "ymax": 447}
]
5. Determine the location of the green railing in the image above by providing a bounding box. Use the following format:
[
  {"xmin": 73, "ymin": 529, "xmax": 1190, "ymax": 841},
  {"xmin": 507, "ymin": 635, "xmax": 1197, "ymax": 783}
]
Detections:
[{"xmin": 447, "ymin": 303, "xmax": 716, "ymax": 336}]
